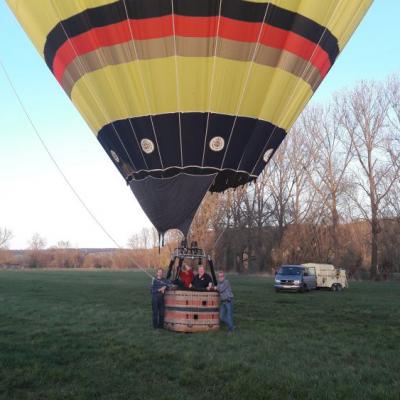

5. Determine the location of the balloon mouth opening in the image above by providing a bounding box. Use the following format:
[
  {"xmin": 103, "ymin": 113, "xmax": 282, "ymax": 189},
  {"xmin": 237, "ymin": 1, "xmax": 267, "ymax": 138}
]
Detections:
[
  {"xmin": 130, "ymin": 173, "xmax": 216, "ymax": 244},
  {"xmin": 157, "ymin": 229, "xmax": 186, "ymax": 248}
]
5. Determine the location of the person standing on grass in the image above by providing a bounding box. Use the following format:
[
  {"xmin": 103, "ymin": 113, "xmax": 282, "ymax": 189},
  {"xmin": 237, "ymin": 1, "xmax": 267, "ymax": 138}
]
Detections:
[
  {"xmin": 216, "ymin": 271, "xmax": 234, "ymax": 333},
  {"xmin": 151, "ymin": 268, "xmax": 169, "ymax": 329}
]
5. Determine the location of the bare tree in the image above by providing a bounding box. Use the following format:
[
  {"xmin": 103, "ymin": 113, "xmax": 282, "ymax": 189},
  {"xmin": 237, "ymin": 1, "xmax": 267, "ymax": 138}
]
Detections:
[
  {"xmin": 0, "ymin": 227, "xmax": 13, "ymax": 249},
  {"xmin": 150, "ymin": 227, "xmax": 159, "ymax": 249},
  {"xmin": 55, "ymin": 240, "xmax": 71, "ymax": 249},
  {"xmin": 300, "ymin": 105, "xmax": 353, "ymax": 262},
  {"xmin": 189, "ymin": 192, "xmax": 226, "ymax": 253},
  {"xmin": 28, "ymin": 233, "xmax": 47, "ymax": 250},
  {"xmin": 26, "ymin": 233, "xmax": 47, "ymax": 268},
  {"xmin": 215, "ymin": 187, "xmax": 252, "ymax": 272},
  {"xmin": 128, "ymin": 228, "xmax": 154, "ymax": 250},
  {"xmin": 386, "ymin": 74, "xmax": 400, "ymax": 137},
  {"xmin": 264, "ymin": 138, "xmax": 295, "ymax": 242},
  {"xmin": 286, "ymin": 124, "xmax": 318, "ymax": 226},
  {"xmin": 336, "ymin": 80, "xmax": 400, "ymax": 276},
  {"xmin": 384, "ymin": 74, "xmax": 400, "ymax": 220}
]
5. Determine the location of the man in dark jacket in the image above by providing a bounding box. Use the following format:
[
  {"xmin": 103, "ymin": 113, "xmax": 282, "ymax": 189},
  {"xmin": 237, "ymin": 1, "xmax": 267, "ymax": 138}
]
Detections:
[
  {"xmin": 216, "ymin": 271, "xmax": 234, "ymax": 333},
  {"xmin": 191, "ymin": 265, "xmax": 213, "ymax": 291},
  {"xmin": 150, "ymin": 268, "xmax": 169, "ymax": 329}
]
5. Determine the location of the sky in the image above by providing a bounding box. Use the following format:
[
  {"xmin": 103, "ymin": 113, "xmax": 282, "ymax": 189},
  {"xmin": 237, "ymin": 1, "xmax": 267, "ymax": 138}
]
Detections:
[{"xmin": 0, "ymin": 1, "xmax": 399, "ymax": 249}]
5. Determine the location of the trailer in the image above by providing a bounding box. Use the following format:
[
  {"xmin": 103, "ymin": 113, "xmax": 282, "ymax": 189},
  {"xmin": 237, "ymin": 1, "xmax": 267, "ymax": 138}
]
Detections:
[{"xmin": 302, "ymin": 263, "xmax": 348, "ymax": 291}]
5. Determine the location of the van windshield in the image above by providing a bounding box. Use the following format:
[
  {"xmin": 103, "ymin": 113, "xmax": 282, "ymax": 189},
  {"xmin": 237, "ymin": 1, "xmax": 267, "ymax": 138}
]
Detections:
[{"xmin": 278, "ymin": 266, "xmax": 303, "ymax": 275}]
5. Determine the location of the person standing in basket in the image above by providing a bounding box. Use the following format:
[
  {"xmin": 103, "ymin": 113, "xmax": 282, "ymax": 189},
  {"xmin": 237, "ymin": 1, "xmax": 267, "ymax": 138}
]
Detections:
[
  {"xmin": 150, "ymin": 268, "xmax": 169, "ymax": 329},
  {"xmin": 216, "ymin": 271, "xmax": 234, "ymax": 333},
  {"xmin": 191, "ymin": 265, "xmax": 213, "ymax": 290},
  {"xmin": 178, "ymin": 264, "xmax": 194, "ymax": 289}
]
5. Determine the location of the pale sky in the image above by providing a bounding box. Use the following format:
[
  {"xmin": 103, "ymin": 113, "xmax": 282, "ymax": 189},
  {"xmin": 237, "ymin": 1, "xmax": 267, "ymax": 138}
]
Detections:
[{"xmin": 0, "ymin": 1, "xmax": 399, "ymax": 249}]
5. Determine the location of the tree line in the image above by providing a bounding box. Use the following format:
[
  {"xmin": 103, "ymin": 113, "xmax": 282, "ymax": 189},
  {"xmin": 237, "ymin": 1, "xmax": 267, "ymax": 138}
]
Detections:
[
  {"xmin": 1, "ymin": 75, "xmax": 399, "ymax": 278},
  {"xmin": 198, "ymin": 76, "xmax": 400, "ymax": 277}
]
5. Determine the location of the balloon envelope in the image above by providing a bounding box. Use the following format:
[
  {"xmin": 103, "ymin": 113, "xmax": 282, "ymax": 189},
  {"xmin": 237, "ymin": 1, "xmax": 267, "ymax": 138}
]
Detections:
[{"xmin": 7, "ymin": 0, "xmax": 372, "ymax": 236}]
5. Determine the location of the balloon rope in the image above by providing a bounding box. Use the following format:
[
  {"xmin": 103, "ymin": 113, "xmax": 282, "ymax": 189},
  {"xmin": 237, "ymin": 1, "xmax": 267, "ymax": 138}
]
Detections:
[{"xmin": 0, "ymin": 58, "xmax": 155, "ymax": 280}]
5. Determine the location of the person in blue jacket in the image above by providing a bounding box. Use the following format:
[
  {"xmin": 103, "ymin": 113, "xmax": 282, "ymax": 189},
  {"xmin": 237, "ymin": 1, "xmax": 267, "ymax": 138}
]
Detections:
[
  {"xmin": 216, "ymin": 271, "xmax": 234, "ymax": 333},
  {"xmin": 150, "ymin": 268, "xmax": 169, "ymax": 329}
]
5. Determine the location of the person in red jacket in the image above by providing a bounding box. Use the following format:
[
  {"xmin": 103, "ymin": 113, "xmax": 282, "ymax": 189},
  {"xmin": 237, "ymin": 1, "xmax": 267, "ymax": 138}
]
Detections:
[{"xmin": 179, "ymin": 264, "xmax": 194, "ymax": 289}]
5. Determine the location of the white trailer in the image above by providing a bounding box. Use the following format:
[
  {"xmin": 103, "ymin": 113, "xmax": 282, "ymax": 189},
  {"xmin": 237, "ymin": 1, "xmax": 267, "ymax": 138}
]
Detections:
[{"xmin": 302, "ymin": 263, "xmax": 348, "ymax": 291}]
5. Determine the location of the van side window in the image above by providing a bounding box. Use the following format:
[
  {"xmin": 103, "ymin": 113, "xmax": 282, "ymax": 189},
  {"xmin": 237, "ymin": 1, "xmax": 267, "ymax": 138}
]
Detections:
[{"xmin": 308, "ymin": 267, "xmax": 316, "ymax": 276}]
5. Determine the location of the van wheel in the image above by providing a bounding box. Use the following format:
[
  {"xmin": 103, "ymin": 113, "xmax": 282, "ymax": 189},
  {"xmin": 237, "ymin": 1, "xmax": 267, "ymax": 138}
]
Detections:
[
  {"xmin": 336, "ymin": 284, "xmax": 343, "ymax": 292},
  {"xmin": 275, "ymin": 288, "xmax": 280, "ymax": 293},
  {"xmin": 331, "ymin": 284, "xmax": 337, "ymax": 292},
  {"xmin": 299, "ymin": 284, "xmax": 307, "ymax": 293}
]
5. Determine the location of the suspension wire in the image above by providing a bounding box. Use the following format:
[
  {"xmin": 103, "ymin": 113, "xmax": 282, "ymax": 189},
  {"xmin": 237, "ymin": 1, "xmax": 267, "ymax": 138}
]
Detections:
[
  {"xmin": 211, "ymin": 227, "xmax": 227, "ymax": 253},
  {"xmin": 0, "ymin": 57, "xmax": 155, "ymax": 280},
  {"xmin": 170, "ymin": 0, "xmax": 184, "ymax": 167},
  {"xmin": 121, "ymin": 0, "xmax": 165, "ymax": 170},
  {"xmin": 48, "ymin": 0, "xmax": 140, "ymax": 175},
  {"xmin": 219, "ymin": 2, "xmax": 271, "ymax": 169},
  {"xmin": 201, "ymin": 0, "xmax": 223, "ymax": 167},
  {"xmin": 249, "ymin": 2, "xmax": 340, "ymax": 176}
]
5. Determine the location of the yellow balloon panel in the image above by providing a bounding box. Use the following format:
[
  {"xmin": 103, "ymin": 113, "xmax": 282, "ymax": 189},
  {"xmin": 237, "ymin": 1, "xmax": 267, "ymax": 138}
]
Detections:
[{"xmin": 70, "ymin": 56, "xmax": 312, "ymax": 133}]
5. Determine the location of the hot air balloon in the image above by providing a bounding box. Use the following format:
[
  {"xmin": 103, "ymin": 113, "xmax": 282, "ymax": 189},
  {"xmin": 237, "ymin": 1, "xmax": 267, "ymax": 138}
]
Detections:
[{"xmin": 7, "ymin": 0, "xmax": 372, "ymax": 239}]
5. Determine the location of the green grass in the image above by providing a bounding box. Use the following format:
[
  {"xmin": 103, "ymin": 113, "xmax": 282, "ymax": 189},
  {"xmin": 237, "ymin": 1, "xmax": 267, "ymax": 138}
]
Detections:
[{"xmin": 0, "ymin": 270, "xmax": 399, "ymax": 400}]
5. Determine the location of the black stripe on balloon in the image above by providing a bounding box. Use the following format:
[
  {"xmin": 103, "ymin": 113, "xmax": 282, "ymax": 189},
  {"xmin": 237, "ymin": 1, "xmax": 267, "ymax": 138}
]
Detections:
[
  {"xmin": 44, "ymin": 0, "xmax": 339, "ymax": 71},
  {"xmin": 97, "ymin": 112, "xmax": 287, "ymax": 192}
]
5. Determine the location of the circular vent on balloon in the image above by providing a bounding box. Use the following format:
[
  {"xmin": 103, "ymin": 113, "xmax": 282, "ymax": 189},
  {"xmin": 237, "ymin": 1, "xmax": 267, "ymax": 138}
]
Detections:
[
  {"xmin": 263, "ymin": 148, "xmax": 274, "ymax": 163},
  {"xmin": 141, "ymin": 138, "xmax": 155, "ymax": 154},
  {"xmin": 209, "ymin": 136, "xmax": 225, "ymax": 152},
  {"xmin": 110, "ymin": 150, "xmax": 120, "ymax": 163}
]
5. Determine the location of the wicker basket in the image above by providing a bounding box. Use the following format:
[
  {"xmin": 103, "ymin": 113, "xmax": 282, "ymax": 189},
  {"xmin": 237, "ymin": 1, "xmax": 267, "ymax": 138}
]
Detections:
[{"xmin": 164, "ymin": 289, "xmax": 220, "ymax": 332}]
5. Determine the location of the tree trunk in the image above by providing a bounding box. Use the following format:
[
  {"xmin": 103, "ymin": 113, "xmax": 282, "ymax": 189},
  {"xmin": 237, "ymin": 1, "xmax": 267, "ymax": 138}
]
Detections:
[
  {"xmin": 370, "ymin": 213, "xmax": 380, "ymax": 278},
  {"xmin": 331, "ymin": 195, "xmax": 340, "ymax": 264}
]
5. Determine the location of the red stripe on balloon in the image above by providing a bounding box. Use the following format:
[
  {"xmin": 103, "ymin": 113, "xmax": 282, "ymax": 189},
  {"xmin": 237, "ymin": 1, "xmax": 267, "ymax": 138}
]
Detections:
[{"xmin": 53, "ymin": 15, "xmax": 331, "ymax": 84}]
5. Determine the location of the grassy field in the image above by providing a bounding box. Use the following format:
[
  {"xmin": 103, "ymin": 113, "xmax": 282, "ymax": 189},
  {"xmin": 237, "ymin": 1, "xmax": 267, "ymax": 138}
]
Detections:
[{"xmin": 0, "ymin": 270, "xmax": 399, "ymax": 400}]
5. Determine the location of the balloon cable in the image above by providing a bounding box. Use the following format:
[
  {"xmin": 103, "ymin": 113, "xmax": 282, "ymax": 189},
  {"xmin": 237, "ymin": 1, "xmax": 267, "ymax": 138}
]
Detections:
[{"xmin": 0, "ymin": 58, "xmax": 155, "ymax": 279}]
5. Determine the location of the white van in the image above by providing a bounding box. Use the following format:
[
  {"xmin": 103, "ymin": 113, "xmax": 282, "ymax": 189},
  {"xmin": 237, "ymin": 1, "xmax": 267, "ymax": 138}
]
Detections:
[{"xmin": 302, "ymin": 263, "xmax": 348, "ymax": 291}]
